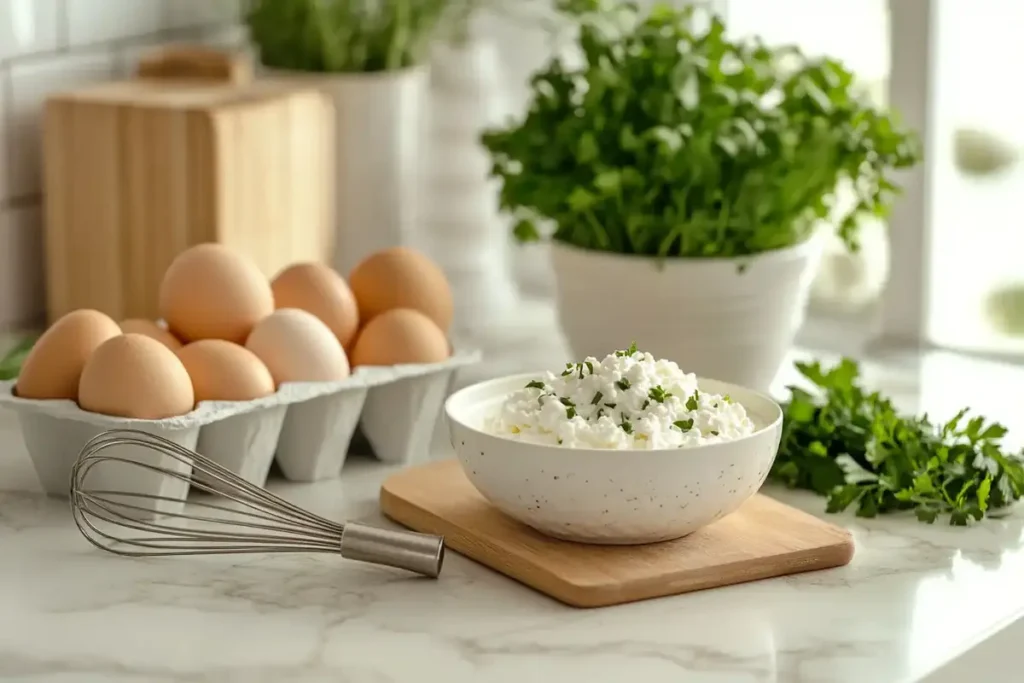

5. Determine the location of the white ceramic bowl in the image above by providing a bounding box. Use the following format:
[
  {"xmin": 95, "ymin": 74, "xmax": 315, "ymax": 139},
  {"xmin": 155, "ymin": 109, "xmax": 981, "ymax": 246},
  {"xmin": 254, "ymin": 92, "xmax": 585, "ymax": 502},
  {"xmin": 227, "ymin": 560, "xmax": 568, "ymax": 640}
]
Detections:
[{"xmin": 445, "ymin": 372, "xmax": 784, "ymax": 545}]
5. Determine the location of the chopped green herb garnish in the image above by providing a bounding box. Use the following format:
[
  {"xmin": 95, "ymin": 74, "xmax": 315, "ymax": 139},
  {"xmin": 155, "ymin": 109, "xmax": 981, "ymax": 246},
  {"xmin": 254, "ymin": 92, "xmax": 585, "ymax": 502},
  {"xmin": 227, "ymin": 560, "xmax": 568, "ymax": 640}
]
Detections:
[
  {"xmin": 616, "ymin": 378, "xmax": 631, "ymax": 391},
  {"xmin": 559, "ymin": 396, "xmax": 575, "ymax": 408},
  {"xmin": 685, "ymin": 391, "xmax": 699, "ymax": 411},
  {"xmin": 615, "ymin": 342, "xmax": 639, "ymax": 357},
  {"xmin": 566, "ymin": 406, "xmax": 577, "ymax": 419},
  {"xmin": 525, "ymin": 380, "xmax": 546, "ymax": 390},
  {"xmin": 648, "ymin": 385, "xmax": 671, "ymax": 403},
  {"xmin": 604, "ymin": 402, "xmax": 617, "ymax": 409},
  {"xmin": 722, "ymin": 394, "xmax": 732, "ymax": 403},
  {"xmin": 641, "ymin": 399, "xmax": 650, "ymax": 410},
  {"xmin": 710, "ymin": 430, "xmax": 720, "ymax": 436},
  {"xmin": 585, "ymin": 361, "xmax": 594, "ymax": 375},
  {"xmin": 596, "ymin": 408, "xmax": 605, "ymax": 419},
  {"xmin": 620, "ymin": 416, "xmax": 633, "ymax": 434},
  {"xmin": 591, "ymin": 391, "xmax": 604, "ymax": 405},
  {"xmin": 674, "ymin": 419, "xmax": 694, "ymax": 432}
]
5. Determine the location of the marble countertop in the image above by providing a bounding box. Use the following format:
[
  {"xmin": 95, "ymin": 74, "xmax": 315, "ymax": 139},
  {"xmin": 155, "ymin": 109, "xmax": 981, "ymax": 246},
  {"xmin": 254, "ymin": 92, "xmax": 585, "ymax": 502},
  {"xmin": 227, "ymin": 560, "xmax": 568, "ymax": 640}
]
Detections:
[{"xmin": 2, "ymin": 338, "xmax": 1024, "ymax": 683}]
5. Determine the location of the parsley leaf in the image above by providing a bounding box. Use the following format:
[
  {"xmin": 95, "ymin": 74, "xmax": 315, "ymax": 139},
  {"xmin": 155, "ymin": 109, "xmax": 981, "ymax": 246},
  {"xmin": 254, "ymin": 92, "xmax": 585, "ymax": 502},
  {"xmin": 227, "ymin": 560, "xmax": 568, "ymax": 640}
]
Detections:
[
  {"xmin": 685, "ymin": 391, "xmax": 700, "ymax": 411},
  {"xmin": 620, "ymin": 416, "xmax": 633, "ymax": 434},
  {"xmin": 774, "ymin": 358, "xmax": 1024, "ymax": 525}
]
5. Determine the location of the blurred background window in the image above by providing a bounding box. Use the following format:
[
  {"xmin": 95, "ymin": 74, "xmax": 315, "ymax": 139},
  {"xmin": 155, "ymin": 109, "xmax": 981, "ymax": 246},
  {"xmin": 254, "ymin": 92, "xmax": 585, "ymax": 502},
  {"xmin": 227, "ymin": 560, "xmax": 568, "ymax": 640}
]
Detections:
[{"xmin": 927, "ymin": 1, "xmax": 1024, "ymax": 359}]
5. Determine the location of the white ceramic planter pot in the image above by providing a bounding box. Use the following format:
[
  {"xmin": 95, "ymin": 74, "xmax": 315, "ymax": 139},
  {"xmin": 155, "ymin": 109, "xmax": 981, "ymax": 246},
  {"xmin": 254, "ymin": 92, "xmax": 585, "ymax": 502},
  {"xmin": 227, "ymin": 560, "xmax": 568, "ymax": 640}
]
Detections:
[
  {"xmin": 551, "ymin": 239, "xmax": 821, "ymax": 391},
  {"xmin": 271, "ymin": 67, "xmax": 429, "ymax": 276}
]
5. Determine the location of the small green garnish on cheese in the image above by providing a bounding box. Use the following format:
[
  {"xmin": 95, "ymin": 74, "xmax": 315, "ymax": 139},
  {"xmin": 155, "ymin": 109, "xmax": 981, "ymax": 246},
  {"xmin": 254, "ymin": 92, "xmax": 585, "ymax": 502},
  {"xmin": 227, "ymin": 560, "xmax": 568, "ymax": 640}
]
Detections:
[
  {"xmin": 615, "ymin": 342, "xmax": 639, "ymax": 357},
  {"xmin": 686, "ymin": 391, "xmax": 700, "ymax": 411},
  {"xmin": 674, "ymin": 419, "xmax": 694, "ymax": 432},
  {"xmin": 648, "ymin": 385, "xmax": 671, "ymax": 403}
]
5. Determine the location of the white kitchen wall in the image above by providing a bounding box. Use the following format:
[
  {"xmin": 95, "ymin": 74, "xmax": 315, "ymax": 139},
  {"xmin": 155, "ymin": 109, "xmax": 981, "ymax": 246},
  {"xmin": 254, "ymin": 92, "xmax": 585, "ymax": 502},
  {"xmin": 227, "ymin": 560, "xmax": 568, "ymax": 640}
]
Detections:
[{"xmin": 0, "ymin": 0, "xmax": 246, "ymax": 330}]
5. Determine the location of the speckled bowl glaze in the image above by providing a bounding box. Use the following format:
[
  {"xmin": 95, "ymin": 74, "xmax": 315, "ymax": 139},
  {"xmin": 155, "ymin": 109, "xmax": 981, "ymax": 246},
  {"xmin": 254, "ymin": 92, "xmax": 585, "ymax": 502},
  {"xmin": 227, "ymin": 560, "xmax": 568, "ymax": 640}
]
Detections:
[{"xmin": 445, "ymin": 372, "xmax": 783, "ymax": 545}]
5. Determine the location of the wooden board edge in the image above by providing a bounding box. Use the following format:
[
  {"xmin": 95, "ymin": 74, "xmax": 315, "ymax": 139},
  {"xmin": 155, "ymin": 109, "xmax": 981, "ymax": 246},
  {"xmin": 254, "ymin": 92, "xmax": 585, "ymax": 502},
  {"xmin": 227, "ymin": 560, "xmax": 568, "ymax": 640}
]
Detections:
[
  {"xmin": 379, "ymin": 480, "xmax": 859, "ymax": 609},
  {"xmin": 562, "ymin": 537, "xmax": 857, "ymax": 608},
  {"xmin": 379, "ymin": 483, "xmax": 594, "ymax": 607}
]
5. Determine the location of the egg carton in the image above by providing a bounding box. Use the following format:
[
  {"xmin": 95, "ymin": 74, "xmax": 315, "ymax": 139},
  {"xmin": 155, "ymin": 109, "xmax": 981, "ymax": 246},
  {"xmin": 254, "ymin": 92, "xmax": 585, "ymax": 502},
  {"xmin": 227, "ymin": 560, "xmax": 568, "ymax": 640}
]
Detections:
[{"xmin": 0, "ymin": 350, "xmax": 480, "ymax": 506}]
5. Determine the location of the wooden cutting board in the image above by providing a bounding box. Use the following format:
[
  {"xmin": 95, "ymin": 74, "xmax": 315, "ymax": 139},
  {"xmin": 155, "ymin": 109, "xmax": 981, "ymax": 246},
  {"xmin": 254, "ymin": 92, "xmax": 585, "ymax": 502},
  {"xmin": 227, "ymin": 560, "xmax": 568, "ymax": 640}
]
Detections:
[{"xmin": 380, "ymin": 459, "xmax": 855, "ymax": 608}]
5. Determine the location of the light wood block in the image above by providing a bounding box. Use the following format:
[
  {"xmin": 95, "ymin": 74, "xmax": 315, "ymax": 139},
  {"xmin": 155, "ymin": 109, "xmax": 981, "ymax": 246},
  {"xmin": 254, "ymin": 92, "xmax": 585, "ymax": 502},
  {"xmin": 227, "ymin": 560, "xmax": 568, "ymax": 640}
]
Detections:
[
  {"xmin": 42, "ymin": 46, "xmax": 334, "ymax": 323},
  {"xmin": 381, "ymin": 459, "xmax": 856, "ymax": 608}
]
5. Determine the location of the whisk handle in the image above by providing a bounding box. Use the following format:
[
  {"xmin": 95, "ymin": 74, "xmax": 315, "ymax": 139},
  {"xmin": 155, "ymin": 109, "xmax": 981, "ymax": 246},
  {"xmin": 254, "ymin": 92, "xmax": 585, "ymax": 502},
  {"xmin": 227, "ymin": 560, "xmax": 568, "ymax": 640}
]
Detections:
[{"xmin": 340, "ymin": 523, "xmax": 445, "ymax": 578}]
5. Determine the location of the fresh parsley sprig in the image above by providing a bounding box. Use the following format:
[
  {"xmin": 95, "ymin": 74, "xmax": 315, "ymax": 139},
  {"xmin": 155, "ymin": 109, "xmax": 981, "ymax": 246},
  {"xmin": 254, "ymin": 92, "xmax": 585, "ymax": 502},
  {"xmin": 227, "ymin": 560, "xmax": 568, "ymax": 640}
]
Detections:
[{"xmin": 773, "ymin": 359, "xmax": 1024, "ymax": 525}]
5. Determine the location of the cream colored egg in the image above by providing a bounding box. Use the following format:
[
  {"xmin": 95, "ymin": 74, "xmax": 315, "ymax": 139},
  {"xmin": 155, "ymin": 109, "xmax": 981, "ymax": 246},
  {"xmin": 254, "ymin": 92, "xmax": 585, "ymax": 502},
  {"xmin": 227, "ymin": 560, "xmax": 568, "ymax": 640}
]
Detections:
[
  {"xmin": 119, "ymin": 318, "xmax": 183, "ymax": 351},
  {"xmin": 271, "ymin": 262, "xmax": 360, "ymax": 349},
  {"xmin": 245, "ymin": 308, "xmax": 350, "ymax": 386},
  {"xmin": 177, "ymin": 340, "xmax": 275, "ymax": 403},
  {"xmin": 159, "ymin": 243, "xmax": 274, "ymax": 344},
  {"xmin": 78, "ymin": 334, "xmax": 195, "ymax": 419},
  {"xmin": 16, "ymin": 309, "xmax": 121, "ymax": 400},
  {"xmin": 350, "ymin": 308, "xmax": 450, "ymax": 367},
  {"xmin": 348, "ymin": 247, "xmax": 453, "ymax": 332}
]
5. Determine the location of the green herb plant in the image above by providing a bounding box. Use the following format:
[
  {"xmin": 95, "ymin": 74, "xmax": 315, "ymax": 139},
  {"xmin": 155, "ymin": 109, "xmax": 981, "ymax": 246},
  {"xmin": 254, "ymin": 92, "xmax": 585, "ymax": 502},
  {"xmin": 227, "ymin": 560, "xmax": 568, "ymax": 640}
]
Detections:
[
  {"xmin": 481, "ymin": 1, "xmax": 922, "ymax": 258},
  {"xmin": 246, "ymin": 0, "xmax": 468, "ymax": 72},
  {"xmin": 0, "ymin": 336, "xmax": 37, "ymax": 381},
  {"xmin": 775, "ymin": 358, "xmax": 1024, "ymax": 525}
]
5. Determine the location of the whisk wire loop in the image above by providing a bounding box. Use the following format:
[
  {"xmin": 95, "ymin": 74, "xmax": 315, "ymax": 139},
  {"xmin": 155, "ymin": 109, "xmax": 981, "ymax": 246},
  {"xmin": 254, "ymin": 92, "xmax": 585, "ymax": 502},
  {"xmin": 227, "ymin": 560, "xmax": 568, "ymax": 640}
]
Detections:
[{"xmin": 68, "ymin": 429, "xmax": 445, "ymax": 577}]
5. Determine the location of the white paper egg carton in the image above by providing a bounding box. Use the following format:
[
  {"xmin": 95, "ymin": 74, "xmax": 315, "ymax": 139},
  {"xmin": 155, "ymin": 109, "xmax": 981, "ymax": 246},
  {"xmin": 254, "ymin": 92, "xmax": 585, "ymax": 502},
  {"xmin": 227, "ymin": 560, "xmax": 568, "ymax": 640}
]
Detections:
[{"xmin": 0, "ymin": 350, "xmax": 480, "ymax": 502}]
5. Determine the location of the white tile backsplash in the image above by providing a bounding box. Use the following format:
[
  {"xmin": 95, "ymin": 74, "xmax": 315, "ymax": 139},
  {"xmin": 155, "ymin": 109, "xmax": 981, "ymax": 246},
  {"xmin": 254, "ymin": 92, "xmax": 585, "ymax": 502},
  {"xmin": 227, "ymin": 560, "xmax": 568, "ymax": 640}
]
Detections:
[
  {"xmin": 0, "ymin": 0, "xmax": 242, "ymax": 323},
  {"xmin": 0, "ymin": 0, "xmax": 60, "ymax": 59},
  {"xmin": 197, "ymin": 23, "xmax": 249, "ymax": 51},
  {"xmin": 7, "ymin": 51, "xmax": 116, "ymax": 198},
  {"xmin": 0, "ymin": 206, "xmax": 44, "ymax": 327},
  {"xmin": 65, "ymin": 0, "xmax": 167, "ymax": 46},
  {"xmin": 166, "ymin": 0, "xmax": 242, "ymax": 30}
]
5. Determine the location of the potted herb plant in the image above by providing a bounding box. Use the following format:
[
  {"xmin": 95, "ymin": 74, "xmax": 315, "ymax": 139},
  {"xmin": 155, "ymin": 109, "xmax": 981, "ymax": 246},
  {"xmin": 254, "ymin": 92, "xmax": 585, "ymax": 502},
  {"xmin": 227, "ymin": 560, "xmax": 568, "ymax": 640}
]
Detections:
[
  {"xmin": 246, "ymin": 0, "xmax": 462, "ymax": 274},
  {"xmin": 481, "ymin": 2, "xmax": 921, "ymax": 390}
]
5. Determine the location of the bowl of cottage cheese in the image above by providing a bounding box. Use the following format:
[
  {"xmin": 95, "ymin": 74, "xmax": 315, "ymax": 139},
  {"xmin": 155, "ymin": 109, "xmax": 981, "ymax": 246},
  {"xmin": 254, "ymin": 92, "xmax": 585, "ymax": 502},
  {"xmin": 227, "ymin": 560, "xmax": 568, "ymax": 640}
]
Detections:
[{"xmin": 445, "ymin": 345, "xmax": 783, "ymax": 544}]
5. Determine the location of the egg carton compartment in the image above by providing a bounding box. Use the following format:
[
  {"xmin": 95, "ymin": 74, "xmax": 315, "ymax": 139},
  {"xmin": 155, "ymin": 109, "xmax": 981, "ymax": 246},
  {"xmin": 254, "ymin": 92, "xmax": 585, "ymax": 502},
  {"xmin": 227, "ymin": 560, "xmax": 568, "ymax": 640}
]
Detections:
[{"xmin": 0, "ymin": 350, "xmax": 480, "ymax": 497}]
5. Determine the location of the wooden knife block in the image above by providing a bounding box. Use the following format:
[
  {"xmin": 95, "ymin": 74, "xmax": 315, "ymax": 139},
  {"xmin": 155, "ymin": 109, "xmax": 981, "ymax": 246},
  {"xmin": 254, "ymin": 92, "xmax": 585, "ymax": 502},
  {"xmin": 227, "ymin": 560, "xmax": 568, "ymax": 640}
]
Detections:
[{"xmin": 42, "ymin": 46, "xmax": 335, "ymax": 323}]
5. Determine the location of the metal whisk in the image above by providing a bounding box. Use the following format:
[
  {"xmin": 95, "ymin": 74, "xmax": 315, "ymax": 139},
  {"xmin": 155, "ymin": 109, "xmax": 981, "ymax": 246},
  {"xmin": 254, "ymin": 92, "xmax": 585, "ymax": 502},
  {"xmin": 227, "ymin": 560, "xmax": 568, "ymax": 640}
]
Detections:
[{"xmin": 69, "ymin": 429, "xmax": 444, "ymax": 578}]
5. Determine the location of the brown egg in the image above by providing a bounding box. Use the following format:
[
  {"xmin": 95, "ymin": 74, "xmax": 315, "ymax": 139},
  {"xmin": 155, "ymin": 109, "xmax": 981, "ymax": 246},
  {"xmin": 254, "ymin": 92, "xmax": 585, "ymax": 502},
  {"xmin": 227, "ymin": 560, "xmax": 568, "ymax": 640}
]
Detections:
[
  {"xmin": 159, "ymin": 243, "xmax": 274, "ymax": 344},
  {"xmin": 177, "ymin": 340, "xmax": 275, "ymax": 403},
  {"xmin": 271, "ymin": 262, "xmax": 359, "ymax": 349},
  {"xmin": 78, "ymin": 334, "xmax": 195, "ymax": 419},
  {"xmin": 119, "ymin": 318, "xmax": 182, "ymax": 351},
  {"xmin": 16, "ymin": 309, "xmax": 121, "ymax": 400},
  {"xmin": 350, "ymin": 308, "xmax": 450, "ymax": 367},
  {"xmin": 348, "ymin": 246, "xmax": 453, "ymax": 332},
  {"xmin": 245, "ymin": 309, "xmax": 350, "ymax": 386}
]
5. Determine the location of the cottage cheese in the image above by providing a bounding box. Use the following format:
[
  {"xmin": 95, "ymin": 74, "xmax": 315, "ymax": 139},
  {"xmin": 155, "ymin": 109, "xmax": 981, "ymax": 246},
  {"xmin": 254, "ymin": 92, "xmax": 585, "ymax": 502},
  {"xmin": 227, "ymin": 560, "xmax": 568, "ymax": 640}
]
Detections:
[{"xmin": 489, "ymin": 347, "xmax": 756, "ymax": 449}]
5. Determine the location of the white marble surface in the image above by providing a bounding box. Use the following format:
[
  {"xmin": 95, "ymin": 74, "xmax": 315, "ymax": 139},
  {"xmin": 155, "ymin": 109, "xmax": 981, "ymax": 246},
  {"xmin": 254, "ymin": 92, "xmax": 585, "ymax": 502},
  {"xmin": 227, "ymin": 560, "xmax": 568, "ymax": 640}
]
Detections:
[{"xmin": 2, "ymin": 341, "xmax": 1024, "ymax": 683}]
